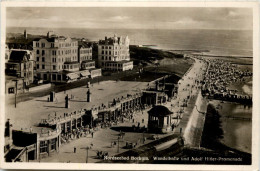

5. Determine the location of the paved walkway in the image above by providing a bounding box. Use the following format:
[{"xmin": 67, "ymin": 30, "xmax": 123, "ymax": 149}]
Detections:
[
  {"xmin": 6, "ymin": 81, "xmax": 148, "ymax": 131},
  {"xmin": 39, "ymin": 57, "xmax": 208, "ymax": 163}
]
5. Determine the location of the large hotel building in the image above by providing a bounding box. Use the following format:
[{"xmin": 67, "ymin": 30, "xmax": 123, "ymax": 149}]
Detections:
[
  {"xmin": 33, "ymin": 32, "xmax": 101, "ymax": 83},
  {"xmin": 97, "ymin": 35, "xmax": 133, "ymax": 71}
]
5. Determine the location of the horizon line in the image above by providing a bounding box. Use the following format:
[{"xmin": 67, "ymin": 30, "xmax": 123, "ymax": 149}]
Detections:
[{"xmin": 6, "ymin": 26, "xmax": 253, "ymax": 32}]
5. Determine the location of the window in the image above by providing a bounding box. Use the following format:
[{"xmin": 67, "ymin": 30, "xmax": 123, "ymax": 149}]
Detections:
[
  {"xmin": 52, "ymin": 74, "xmax": 56, "ymax": 81},
  {"xmin": 36, "ymin": 50, "xmax": 40, "ymax": 54},
  {"xmin": 53, "ymin": 65, "xmax": 56, "ymax": 70},
  {"xmin": 109, "ymin": 57, "xmax": 111, "ymax": 60},
  {"xmin": 42, "ymin": 57, "xmax": 45, "ymax": 62},
  {"xmin": 40, "ymin": 141, "xmax": 48, "ymax": 153},
  {"xmin": 102, "ymin": 46, "xmax": 104, "ymax": 49},
  {"xmin": 36, "ymin": 64, "xmax": 39, "ymax": 69},
  {"xmin": 41, "ymin": 43, "xmax": 45, "ymax": 48},
  {"xmin": 42, "ymin": 65, "xmax": 45, "ymax": 69},
  {"xmin": 42, "ymin": 50, "xmax": 45, "ymax": 56},
  {"xmin": 102, "ymin": 51, "xmax": 104, "ymax": 55},
  {"xmin": 102, "ymin": 56, "xmax": 104, "ymax": 60},
  {"xmin": 37, "ymin": 57, "xmax": 39, "ymax": 61},
  {"xmin": 51, "ymin": 43, "xmax": 54, "ymax": 48}
]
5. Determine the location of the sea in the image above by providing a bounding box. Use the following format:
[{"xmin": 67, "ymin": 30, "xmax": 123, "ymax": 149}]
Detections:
[
  {"xmin": 7, "ymin": 27, "xmax": 253, "ymax": 153},
  {"xmin": 7, "ymin": 27, "xmax": 253, "ymax": 57}
]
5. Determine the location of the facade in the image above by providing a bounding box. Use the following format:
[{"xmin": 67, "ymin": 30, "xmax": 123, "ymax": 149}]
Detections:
[
  {"xmin": 33, "ymin": 32, "xmax": 79, "ymax": 82},
  {"xmin": 5, "ymin": 49, "xmax": 34, "ymax": 86},
  {"xmin": 5, "ymin": 126, "xmax": 61, "ymax": 162},
  {"xmin": 98, "ymin": 35, "xmax": 133, "ymax": 71},
  {"xmin": 78, "ymin": 41, "xmax": 93, "ymax": 69},
  {"xmin": 33, "ymin": 32, "xmax": 101, "ymax": 83}
]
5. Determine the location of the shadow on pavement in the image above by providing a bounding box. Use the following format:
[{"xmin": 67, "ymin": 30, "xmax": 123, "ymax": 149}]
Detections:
[{"xmin": 110, "ymin": 126, "xmax": 147, "ymax": 133}]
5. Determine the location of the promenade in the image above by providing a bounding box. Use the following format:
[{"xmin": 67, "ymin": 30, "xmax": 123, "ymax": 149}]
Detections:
[{"xmin": 38, "ymin": 57, "xmax": 208, "ymax": 163}]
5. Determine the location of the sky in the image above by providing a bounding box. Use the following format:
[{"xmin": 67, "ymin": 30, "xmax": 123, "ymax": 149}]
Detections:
[{"xmin": 6, "ymin": 7, "xmax": 253, "ymax": 30}]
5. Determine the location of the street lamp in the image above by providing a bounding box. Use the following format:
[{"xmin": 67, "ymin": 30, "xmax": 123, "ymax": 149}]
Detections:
[
  {"xmin": 86, "ymin": 146, "xmax": 90, "ymax": 163},
  {"xmin": 12, "ymin": 79, "xmax": 18, "ymax": 108},
  {"xmin": 117, "ymin": 136, "xmax": 120, "ymax": 153},
  {"xmin": 143, "ymin": 131, "xmax": 145, "ymax": 144}
]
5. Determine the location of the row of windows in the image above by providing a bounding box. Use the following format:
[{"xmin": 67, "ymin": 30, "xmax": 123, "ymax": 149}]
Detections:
[
  {"xmin": 35, "ymin": 43, "xmax": 45, "ymax": 48},
  {"xmin": 36, "ymin": 63, "xmax": 80, "ymax": 70},
  {"xmin": 101, "ymin": 46, "xmax": 129, "ymax": 50},
  {"xmin": 35, "ymin": 42, "xmax": 78, "ymax": 49},
  {"xmin": 80, "ymin": 49, "xmax": 92, "ymax": 54},
  {"xmin": 36, "ymin": 50, "xmax": 45, "ymax": 55},
  {"xmin": 101, "ymin": 56, "xmax": 129, "ymax": 61},
  {"xmin": 59, "ymin": 42, "xmax": 77, "ymax": 48},
  {"xmin": 82, "ymin": 63, "xmax": 95, "ymax": 68},
  {"xmin": 63, "ymin": 64, "xmax": 79, "ymax": 70},
  {"xmin": 36, "ymin": 57, "xmax": 45, "ymax": 62},
  {"xmin": 81, "ymin": 56, "xmax": 92, "ymax": 61},
  {"xmin": 36, "ymin": 56, "xmax": 77, "ymax": 63},
  {"xmin": 102, "ymin": 56, "xmax": 112, "ymax": 61},
  {"xmin": 106, "ymin": 63, "xmax": 123, "ymax": 67},
  {"xmin": 36, "ymin": 49, "xmax": 77, "ymax": 56},
  {"xmin": 39, "ymin": 139, "xmax": 56, "ymax": 153}
]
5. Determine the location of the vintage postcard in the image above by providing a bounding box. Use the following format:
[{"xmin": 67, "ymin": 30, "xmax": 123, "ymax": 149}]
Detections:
[{"xmin": 0, "ymin": 1, "xmax": 259, "ymax": 170}]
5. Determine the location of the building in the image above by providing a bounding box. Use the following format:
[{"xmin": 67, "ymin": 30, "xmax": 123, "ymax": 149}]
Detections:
[
  {"xmin": 5, "ymin": 49, "xmax": 34, "ymax": 86},
  {"xmin": 98, "ymin": 35, "xmax": 133, "ymax": 71},
  {"xmin": 4, "ymin": 122, "xmax": 61, "ymax": 162},
  {"xmin": 148, "ymin": 105, "xmax": 174, "ymax": 133},
  {"xmin": 33, "ymin": 32, "xmax": 101, "ymax": 83},
  {"xmin": 78, "ymin": 40, "xmax": 93, "ymax": 70},
  {"xmin": 33, "ymin": 31, "xmax": 79, "ymax": 82}
]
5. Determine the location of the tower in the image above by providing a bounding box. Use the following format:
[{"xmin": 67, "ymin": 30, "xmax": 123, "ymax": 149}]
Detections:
[{"xmin": 24, "ymin": 30, "xmax": 27, "ymax": 39}]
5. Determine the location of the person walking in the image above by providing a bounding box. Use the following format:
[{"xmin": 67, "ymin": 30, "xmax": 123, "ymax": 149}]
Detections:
[{"xmin": 91, "ymin": 132, "xmax": 94, "ymax": 138}]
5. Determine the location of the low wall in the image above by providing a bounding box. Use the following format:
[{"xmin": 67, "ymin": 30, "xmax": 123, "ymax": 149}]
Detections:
[
  {"xmin": 183, "ymin": 92, "xmax": 208, "ymax": 147},
  {"xmin": 28, "ymin": 83, "xmax": 52, "ymax": 92}
]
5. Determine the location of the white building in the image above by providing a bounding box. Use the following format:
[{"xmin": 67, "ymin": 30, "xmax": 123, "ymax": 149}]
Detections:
[
  {"xmin": 33, "ymin": 32, "xmax": 101, "ymax": 83},
  {"xmin": 98, "ymin": 35, "xmax": 133, "ymax": 71},
  {"xmin": 33, "ymin": 32, "xmax": 79, "ymax": 82}
]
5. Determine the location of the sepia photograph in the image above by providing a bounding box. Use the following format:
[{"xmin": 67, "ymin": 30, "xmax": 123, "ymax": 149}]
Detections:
[{"xmin": 0, "ymin": 1, "xmax": 259, "ymax": 170}]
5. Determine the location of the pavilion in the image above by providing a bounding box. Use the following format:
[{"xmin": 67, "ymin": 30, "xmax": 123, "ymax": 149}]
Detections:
[{"xmin": 147, "ymin": 105, "xmax": 173, "ymax": 133}]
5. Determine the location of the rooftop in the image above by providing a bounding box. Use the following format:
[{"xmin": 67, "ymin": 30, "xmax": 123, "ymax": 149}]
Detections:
[
  {"xmin": 78, "ymin": 41, "xmax": 92, "ymax": 48},
  {"xmin": 8, "ymin": 51, "xmax": 28, "ymax": 62},
  {"xmin": 148, "ymin": 105, "xmax": 173, "ymax": 116},
  {"xmin": 99, "ymin": 35, "xmax": 129, "ymax": 45}
]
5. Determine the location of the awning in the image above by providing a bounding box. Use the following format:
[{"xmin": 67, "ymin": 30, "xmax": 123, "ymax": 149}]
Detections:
[
  {"xmin": 80, "ymin": 70, "xmax": 90, "ymax": 77},
  {"xmin": 67, "ymin": 73, "xmax": 79, "ymax": 80}
]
